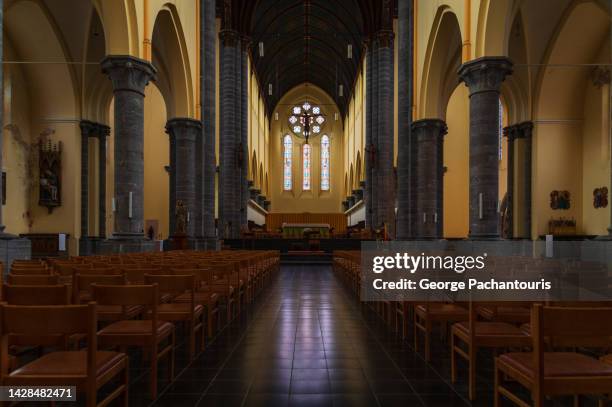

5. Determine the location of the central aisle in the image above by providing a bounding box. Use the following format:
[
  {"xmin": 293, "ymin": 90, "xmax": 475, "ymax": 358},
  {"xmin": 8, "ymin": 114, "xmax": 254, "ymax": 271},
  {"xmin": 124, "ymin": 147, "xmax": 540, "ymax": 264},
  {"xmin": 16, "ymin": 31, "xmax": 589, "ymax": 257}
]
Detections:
[{"xmin": 153, "ymin": 265, "xmax": 470, "ymax": 407}]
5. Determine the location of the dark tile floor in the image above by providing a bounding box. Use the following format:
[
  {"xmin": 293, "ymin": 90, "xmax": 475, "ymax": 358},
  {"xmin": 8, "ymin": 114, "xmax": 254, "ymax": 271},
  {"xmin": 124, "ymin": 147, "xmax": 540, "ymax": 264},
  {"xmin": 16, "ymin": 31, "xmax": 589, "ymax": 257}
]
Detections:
[{"xmin": 119, "ymin": 264, "xmax": 599, "ymax": 407}]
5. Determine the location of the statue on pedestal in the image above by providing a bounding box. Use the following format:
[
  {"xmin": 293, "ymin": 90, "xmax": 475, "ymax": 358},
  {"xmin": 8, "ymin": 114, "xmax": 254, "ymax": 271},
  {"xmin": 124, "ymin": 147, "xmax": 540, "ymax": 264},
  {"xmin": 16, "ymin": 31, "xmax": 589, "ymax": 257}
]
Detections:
[{"xmin": 175, "ymin": 200, "xmax": 188, "ymax": 235}]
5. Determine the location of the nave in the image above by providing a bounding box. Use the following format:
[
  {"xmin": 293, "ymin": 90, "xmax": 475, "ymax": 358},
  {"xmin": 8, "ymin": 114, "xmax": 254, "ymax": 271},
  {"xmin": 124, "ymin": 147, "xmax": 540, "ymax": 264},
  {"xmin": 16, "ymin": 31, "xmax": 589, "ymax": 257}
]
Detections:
[{"xmin": 148, "ymin": 264, "xmax": 464, "ymax": 407}]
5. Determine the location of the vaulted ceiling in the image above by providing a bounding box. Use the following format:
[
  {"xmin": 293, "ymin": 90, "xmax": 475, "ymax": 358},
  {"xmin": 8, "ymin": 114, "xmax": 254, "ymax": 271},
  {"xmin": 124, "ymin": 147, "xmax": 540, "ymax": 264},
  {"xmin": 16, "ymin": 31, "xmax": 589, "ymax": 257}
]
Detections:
[{"xmin": 217, "ymin": 0, "xmax": 397, "ymax": 116}]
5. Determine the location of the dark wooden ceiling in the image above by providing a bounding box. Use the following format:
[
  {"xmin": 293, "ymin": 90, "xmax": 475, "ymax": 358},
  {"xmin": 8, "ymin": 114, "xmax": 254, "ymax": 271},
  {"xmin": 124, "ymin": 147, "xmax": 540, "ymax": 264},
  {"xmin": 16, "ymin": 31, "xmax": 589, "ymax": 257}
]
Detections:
[{"xmin": 216, "ymin": 0, "xmax": 397, "ymax": 116}]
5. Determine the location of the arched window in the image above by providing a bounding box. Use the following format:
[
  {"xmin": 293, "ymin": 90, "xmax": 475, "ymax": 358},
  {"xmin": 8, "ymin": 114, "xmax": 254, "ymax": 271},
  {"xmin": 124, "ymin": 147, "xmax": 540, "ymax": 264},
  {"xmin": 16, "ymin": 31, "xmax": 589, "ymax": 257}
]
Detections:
[
  {"xmin": 283, "ymin": 135, "xmax": 292, "ymax": 191},
  {"xmin": 303, "ymin": 144, "xmax": 311, "ymax": 191},
  {"xmin": 321, "ymin": 135, "xmax": 330, "ymax": 191}
]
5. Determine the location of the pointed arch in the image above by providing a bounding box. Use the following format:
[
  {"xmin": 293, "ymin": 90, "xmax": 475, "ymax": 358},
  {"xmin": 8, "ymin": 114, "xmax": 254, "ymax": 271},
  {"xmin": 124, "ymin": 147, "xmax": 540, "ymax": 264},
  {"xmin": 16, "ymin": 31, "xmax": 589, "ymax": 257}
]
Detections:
[{"xmin": 151, "ymin": 4, "xmax": 194, "ymax": 118}]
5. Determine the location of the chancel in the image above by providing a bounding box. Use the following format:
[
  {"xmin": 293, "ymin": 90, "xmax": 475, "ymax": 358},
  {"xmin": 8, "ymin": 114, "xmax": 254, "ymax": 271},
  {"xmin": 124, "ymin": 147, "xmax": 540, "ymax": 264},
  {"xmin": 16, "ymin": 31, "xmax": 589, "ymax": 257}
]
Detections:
[{"xmin": 1, "ymin": 0, "xmax": 612, "ymax": 406}]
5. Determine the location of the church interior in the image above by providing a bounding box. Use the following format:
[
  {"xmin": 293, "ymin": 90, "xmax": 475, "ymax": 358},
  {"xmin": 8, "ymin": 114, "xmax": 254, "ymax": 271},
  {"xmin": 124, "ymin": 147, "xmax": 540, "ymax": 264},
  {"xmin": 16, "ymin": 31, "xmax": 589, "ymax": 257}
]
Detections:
[{"xmin": 0, "ymin": 0, "xmax": 612, "ymax": 406}]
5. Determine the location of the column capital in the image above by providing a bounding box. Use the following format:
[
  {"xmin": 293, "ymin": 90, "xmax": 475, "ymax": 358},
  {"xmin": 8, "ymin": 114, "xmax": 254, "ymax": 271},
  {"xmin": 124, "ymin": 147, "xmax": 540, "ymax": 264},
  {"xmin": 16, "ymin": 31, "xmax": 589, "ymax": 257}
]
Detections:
[
  {"xmin": 101, "ymin": 55, "xmax": 157, "ymax": 96},
  {"xmin": 240, "ymin": 35, "xmax": 252, "ymax": 51},
  {"xmin": 79, "ymin": 120, "xmax": 98, "ymax": 138},
  {"xmin": 219, "ymin": 29, "xmax": 240, "ymax": 47},
  {"xmin": 517, "ymin": 121, "xmax": 534, "ymax": 139},
  {"xmin": 592, "ymin": 66, "xmax": 611, "ymax": 88},
  {"xmin": 374, "ymin": 30, "xmax": 394, "ymax": 48},
  {"xmin": 165, "ymin": 118, "xmax": 202, "ymax": 141},
  {"xmin": 458, "ymin": 56, "xmax": 513, "ymax": 95},
  {"xmin": 503, "ymin": 124, "xmax": 520, "ymax": 141},
  {"xmin": 411, "ymin": 118, "xmax": 448, "ymax": 137},
  {"xmin": 96, "ymin": 124, "xmax": 111, "ymax": 139}
]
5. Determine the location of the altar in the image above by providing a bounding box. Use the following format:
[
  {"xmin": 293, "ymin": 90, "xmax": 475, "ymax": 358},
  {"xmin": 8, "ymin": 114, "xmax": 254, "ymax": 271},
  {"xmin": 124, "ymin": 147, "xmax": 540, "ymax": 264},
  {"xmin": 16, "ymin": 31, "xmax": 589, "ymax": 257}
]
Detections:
[{"xmin": 281, "ymin": 223, "xmax": 331, "ymax": 238}]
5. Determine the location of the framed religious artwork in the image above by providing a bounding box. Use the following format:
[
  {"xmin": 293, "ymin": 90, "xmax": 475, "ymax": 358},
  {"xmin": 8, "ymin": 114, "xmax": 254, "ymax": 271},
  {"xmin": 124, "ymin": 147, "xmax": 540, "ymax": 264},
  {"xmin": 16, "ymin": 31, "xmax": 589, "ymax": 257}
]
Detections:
[
  {"xmin": 593, "ymin": 187, "xmax": 608, "ymax": 209},
  {"xmin": 550, "ymin": 190, "xmax": 570, "ymax": 210}
]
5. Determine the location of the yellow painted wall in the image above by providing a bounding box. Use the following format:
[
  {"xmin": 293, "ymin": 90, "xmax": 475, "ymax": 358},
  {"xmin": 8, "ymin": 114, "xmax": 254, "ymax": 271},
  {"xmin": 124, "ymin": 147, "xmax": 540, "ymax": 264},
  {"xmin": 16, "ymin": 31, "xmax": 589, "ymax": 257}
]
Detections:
[{"xmin": 443, "ymin": 86, "xmax": 469, "ymax": 237}]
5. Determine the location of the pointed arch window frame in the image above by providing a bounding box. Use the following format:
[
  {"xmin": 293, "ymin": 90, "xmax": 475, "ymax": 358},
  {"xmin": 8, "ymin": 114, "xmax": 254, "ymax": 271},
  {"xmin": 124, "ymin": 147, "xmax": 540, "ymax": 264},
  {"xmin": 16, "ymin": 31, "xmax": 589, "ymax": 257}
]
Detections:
[{"xmin": 302, "ymin": 143, "xmax": 312, "ymax": 191}]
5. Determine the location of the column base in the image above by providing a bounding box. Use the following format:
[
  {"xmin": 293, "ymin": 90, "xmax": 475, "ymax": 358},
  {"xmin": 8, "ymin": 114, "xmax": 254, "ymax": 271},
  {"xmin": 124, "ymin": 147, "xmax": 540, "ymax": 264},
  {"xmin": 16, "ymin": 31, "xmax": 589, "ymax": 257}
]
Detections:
[
  {"xmin": 192, "ymin": 237, "xmax": 220, "ymax": 251},
  {"xmin": 99, "ymin": 235, "xmax": 157, "ymax": 254},
  {"xmin": 164, "ymin": 234, "xmax": 195, "ymax": 251},
  {"xmin": 0, "ymin": 235, "xmax": 32, "ymax": 276},
  {"xmin": 79, "ymin": 236, "xmax": 106, "ymax": 256}
]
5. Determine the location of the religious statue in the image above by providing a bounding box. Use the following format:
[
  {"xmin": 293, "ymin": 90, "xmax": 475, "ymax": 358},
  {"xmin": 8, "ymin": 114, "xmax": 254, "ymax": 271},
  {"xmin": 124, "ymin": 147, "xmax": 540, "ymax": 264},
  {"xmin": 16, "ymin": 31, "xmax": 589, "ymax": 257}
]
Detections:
[
  {"xmin": 550, "ymin": 190, "xmax": 570, "ymax": 210},
  {"xmin": 175, "ymin": 200, "xmax": 188, "ymax": 235},
  {"xmin": 594, "ymin": 187, "xmax": 608, "ymax": 209}
]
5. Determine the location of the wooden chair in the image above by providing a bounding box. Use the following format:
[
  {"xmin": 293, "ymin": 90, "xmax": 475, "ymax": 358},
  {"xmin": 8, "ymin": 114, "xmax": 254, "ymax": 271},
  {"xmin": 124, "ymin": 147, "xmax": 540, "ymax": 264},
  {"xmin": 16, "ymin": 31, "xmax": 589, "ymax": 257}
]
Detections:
[
  {"xmin": 495, "ymin": 305, "xmax": 612, "ymax": 406},
  {"xmin": 144, "ymin": 274, "xmax": 205, "ymax": 360},
  {"xmin": 451, "ymin": 301, "xmax": 532, "ymax": 400},
  {"xmin": 9, "ymin": 268, "xmax": 53, "ymax": 276},
  {"xmin": 414, "ymin": 301, "xmax": 468, "ymax": 361},
  {"xmin": 2, "ymin": 284, "xmax": 70, "ymax": 305},
  {"xmin": 93, "ymin": 284, "xmax": 175, "ymax": 399},
  {"xmin": 6, "ymin": 273, "xmax": 60, "ymax": 285},
  {"xmin": 172, "ymin": 268, "xmax": 220, "ymax": 338},
  {"xmin": 0, "ymin": 303, "xmax": 129, "ymax": 407}
]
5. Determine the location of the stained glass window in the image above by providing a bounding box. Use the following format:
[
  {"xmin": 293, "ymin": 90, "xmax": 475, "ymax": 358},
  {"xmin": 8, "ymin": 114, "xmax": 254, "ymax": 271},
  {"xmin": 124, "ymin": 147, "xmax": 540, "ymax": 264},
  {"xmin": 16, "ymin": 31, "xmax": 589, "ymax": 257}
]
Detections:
[
  {"xmin": 283, "ymin": 135, "xmax": 292, "ymax": 191},
  {"xmin": 321, "ymin": 135, "xmax": 330, "ymax": 191},
  {"xmin": 303, "ymin": 144, "xmax": 311, "ymax": 191}
]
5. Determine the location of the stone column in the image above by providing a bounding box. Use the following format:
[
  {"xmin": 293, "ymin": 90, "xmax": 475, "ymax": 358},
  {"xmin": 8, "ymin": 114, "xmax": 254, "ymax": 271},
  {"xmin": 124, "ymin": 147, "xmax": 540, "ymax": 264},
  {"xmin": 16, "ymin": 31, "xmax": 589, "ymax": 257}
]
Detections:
[
  {"xmin": 396, "ymin": 0, "xmax": 414, "ymax": 239},
  {"xmin": 166, "ymin": 118, "xmax": 202, "ymax": 238},
  {"xmin": 503, "ymin": 124, "xmax": 518, "ymax": 238},
  {"xmin": 239, "ymin": 36, "xmax": 250, "ymax": 229},
  {"xmin": 79, "ymin": 120, "xmax": 96, "ymax": 240},
  {"xmin": 375, "ymin": 30, "xmax": 396, "ymax": 237},
  {"xmin": 219, "ymin": 30, "xmax": 240, "ymax": 239},
  {"xmin": 458, "ymin": 57, "xmax": 513, "ymax": 239},
  {"xmin": 97, "ymin": 124, "xmax": 110, "ymax": 238},
  {"xmin": 518, "ymin": 121, "xmax": 533, "ymax": 239},
  {"xmin": 201, "ymin": 0, "xmax": 217, "ymax": 243},
  {"xmin": 364, "ymin": 39, "xmax": 375, "ymax": 229},
  {"xmin": 413, "ymin": 119, "xmax": 447, "ymax": 239},
  {"xmin": 101, "ymin": 56, "xmax": 156, "ymax": 243}
]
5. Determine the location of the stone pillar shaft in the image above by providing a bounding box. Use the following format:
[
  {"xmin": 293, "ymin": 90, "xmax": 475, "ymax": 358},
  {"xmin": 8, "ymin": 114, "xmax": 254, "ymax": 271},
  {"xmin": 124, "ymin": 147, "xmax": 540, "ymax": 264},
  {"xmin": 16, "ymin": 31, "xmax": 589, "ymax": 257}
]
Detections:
[
  {"xmin": 0, "ymin": 0, "xmax": 4, "ymax": 233},
  {"xmin": 80, "ymin": 121, "xmax": 96, "ymax": 238},
  {"xmin": 364, "ymin": 40, "xmax": 375, "ymax": 229},
  {"xmin": 518, "ymin": 121, "xmax": 533, "ymax": 238},
  {"xmin": 459, "ymin": 57, "xmax": 513, "ymax": 239},
  {"xmin": 201, "ymin": 0, "xmax": 217, "ymax": 240},
  {"xmin": 101, "ymin": 56, "xmax": 156, "ymax": 239},
  {"xmin": 396, "ymin": 0, "xmax": 414, "ymax": 239},
  {"xmin": 219, "ymin": 30, "xmax": 239, "ymax": 239},
  {"xmin": 240, "ymin": 37, "xmax": 249, "ymax": 229},
  {"xmin": 167, "ymin": 118, "xmax": 202, "ymax": 237},
  {"xmin": 503, "ymin": 125, "xmax": 518, "ymax": 238},
  {"xmin": 97, "ymin": 125, "xmax": 110, "ymax": 238},
  {"xmin": 376, "ymin": 31, "xmax": 396, "ymax": 238},
  {"xmin": 414, "ymin": 119, "xmax": 446, "ymax": 239}
]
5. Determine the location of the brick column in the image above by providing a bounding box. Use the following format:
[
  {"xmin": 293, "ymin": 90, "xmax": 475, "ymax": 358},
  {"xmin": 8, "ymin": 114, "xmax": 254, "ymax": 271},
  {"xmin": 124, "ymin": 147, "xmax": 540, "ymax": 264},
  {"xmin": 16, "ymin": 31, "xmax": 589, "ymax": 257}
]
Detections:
[
  {"xmin": 219, "ymin": 30, "xmax": 240, "ymax": 239},
  {"xmin": 517, "ymin": 121, "xmax": 533, "ymax": 238},
  {"xmin": 97, "ymin": 124, "xmax": 110, "ymax": 238},
  {"xmin": 396, "ymin": 0, "xmax": 415, "ymax": 239},
  {"xmin": 166, "ymin": 118, "xmax": 201, "ymax": 238},
  {"xmin": 201, "ymin": 0, "xmax": 217, "ymax": 242},
  {"xmin": 458, "ymin": 57, "xmax": 513, "ymax": 239},
  {"xmin": 239, "ymin": 36, "xmax": 250, "ymax": 229},
  {"xmin": 101, "ymin": 56, "xmax": 156, "ymax": 241},
  {"xmin": 503, "ymin": 124, "xmax": 519, "ymax": 238},
  {"xmin": 374, "ymin": 30, "xmax": 396, "ymax": 237},
  {"xmin": 364, "ymin": 39, "xmax": 375, "ymax": 229},
  {"xmin": 413, "ymin": 119, "xmax": 447, "ymax": 239}
]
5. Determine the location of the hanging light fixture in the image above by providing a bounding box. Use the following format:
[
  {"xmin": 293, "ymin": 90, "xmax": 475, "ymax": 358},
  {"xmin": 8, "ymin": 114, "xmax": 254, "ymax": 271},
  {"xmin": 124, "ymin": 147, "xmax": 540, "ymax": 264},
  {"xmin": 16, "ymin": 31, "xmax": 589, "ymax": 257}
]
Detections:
[
  {"xmin": 347, "ymin": 44, "xmax": 353, "ymax": 59},
  {"xmin": 258, "ymin": 42, "xmax": 264, "ymax": 57},
  {"xmin": 339, "ymin": 84, "xmax": 344, "ymax": 97},
  {"xmin": 268, "ymin": 83, "xmax": 273, "ymax": 95}
]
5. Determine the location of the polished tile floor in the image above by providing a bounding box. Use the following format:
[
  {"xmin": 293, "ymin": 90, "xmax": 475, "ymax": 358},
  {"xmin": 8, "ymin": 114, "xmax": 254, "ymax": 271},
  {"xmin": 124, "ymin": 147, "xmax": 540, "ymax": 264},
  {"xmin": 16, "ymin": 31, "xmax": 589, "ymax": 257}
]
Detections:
[{"xmin": 121, "ymin": 264, "xmax": 597, "ymax": 407}]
